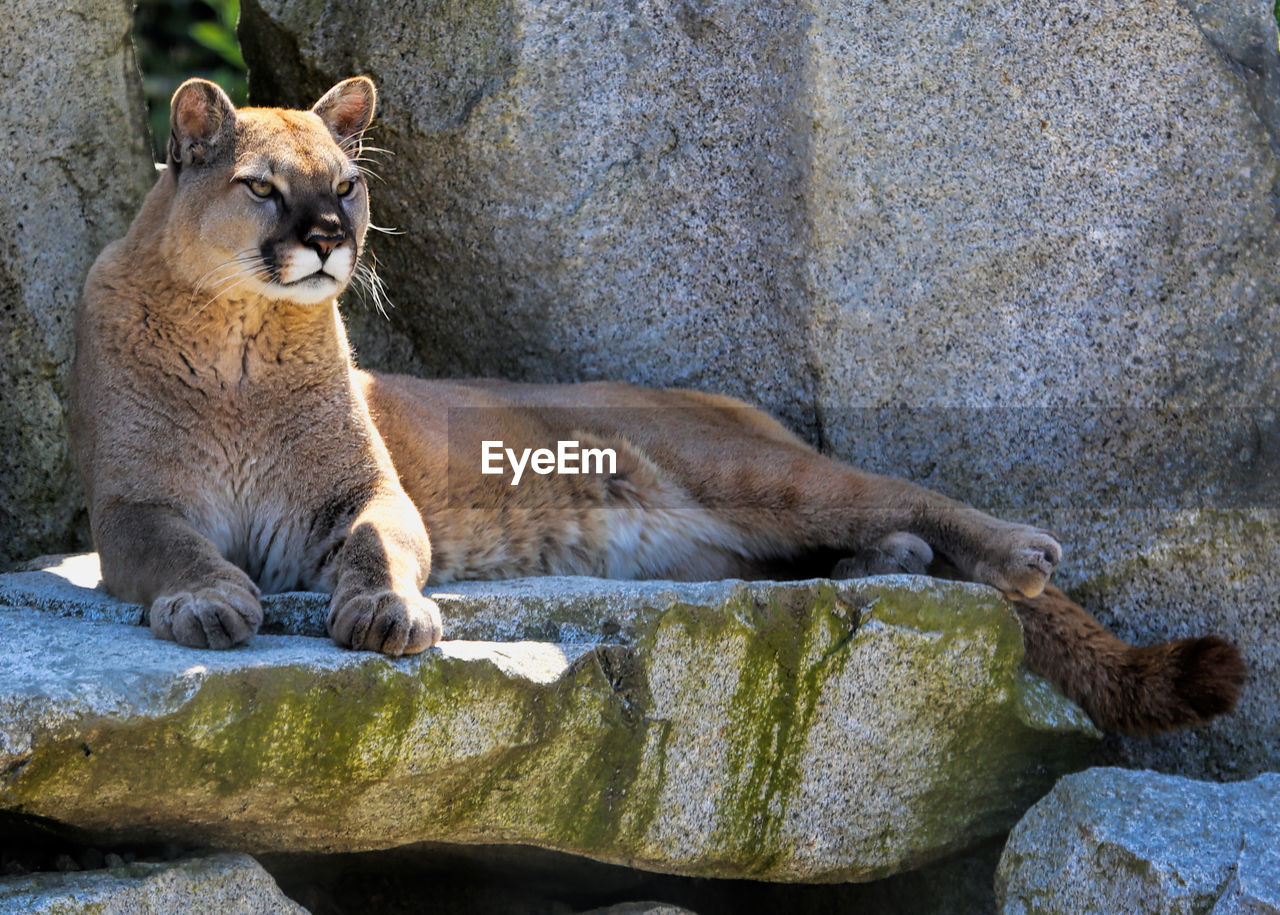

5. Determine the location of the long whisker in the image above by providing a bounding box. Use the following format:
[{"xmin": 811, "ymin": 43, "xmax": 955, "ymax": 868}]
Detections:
[
  {"xmin": 183, "ymin": 274, "xmax": 259, "ymax": 325},
  {"xmin": 183, "ymin": 250, "xmax": 270, "ymax": 323},
  {"xmin": 343, "ymin": 141, "xmax": 393, "ymax": 158},
  {"xmin": 344, "ymin": 133, "xmax": 393, "ymax": 184},
  {"xmin": 188, "ymin": 270, "xmax": 247, "ymax": 310},
  {"xmin": 190, "ymin": 250, "xmax": 259, "ymax": 299},
  {"xmin": 353, "ymin": 271, "xmax": 391, "ymax": 320},
  {"xmin": 198, "ymin": 266, "xmax": 258, "ymax": 301},
  {"xmin": 349, "ymin": 256, "xmax": 393, "ymax": 320},
  {"xmin": 186, "ymin": 270, "xmax": 256, "ymax": 315}
]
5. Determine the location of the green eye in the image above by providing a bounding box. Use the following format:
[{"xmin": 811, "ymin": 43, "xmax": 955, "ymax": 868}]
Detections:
[
  {"xmin": 246, "ymin": 179, "xmax": 274, "ymax": 198},
  {"xmin": 336, "ymin": 179, "xmax": 355, "ymax": 197}
]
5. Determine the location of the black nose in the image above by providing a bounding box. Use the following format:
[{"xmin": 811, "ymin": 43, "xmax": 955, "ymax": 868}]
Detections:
[{"xmin": 305, "ymin": 226, "xmax": 345, "ymax": 258}]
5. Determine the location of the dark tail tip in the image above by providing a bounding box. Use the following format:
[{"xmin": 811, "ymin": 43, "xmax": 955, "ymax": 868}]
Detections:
[
  {"xmin": 1113, "ymin": 635, "xmax": 1248, "ymax": 736},
  {"xmin": 1171, "ymin": 635, "xmax": 1247, "ymax": 721}
]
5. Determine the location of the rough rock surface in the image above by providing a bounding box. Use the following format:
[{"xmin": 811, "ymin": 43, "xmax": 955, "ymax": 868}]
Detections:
[
  {"xmin": 236, "ymin": 0, "xmax": 1280, "ymax": 780},
  {"xmin": 0, "ymin": 557, "xmax": 1096, "ymax": 883},
  {"xmin": 0, "ymin": 852, "xmax": 305, "ymax": 914},
  {"xmin": 997, "ymin": 766, "xmax": 1280, "ymax": 914},
  {"xmin": 0, "ymin": 0, "xmax": 155, "ymax": 570}
]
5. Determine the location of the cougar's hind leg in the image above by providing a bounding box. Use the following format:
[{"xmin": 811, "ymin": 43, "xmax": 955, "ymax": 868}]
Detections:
[
  {"xmin": 805, "ymin": 469, "xmax": 1061, "ymax": 597},
  {"xmin": 1013, "ymin": 585, "xmax": 1246, "ymax": 735}
]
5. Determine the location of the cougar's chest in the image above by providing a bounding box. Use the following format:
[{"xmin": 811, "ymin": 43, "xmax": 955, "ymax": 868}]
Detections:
[
  {"xmin": 160, "ymin": 365, "xmax": 332, "ymax": 594},
  {"xmin": 182, "ymin": 416, "xmax": 314, "ymax": 594},
  {"xmin": 125, "ymin": 300, "xmax": 358, "ymax": 592}
]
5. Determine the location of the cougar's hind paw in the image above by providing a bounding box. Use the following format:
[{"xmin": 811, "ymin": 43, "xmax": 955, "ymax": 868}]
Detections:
[{"xmin": 832, "ymin": 532, "xmax": 934, "ymax": 579}]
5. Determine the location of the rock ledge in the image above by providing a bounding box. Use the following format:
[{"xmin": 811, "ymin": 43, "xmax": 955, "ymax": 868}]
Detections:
[{"xmin": 0, "ymin": 556, "xmax": 1096, "ymax": 883}]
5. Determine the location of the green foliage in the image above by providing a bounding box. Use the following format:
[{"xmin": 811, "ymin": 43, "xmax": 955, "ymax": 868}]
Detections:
[{"xmin": 133, "ymin": 0, "xmax": 248, "ymax": 160}]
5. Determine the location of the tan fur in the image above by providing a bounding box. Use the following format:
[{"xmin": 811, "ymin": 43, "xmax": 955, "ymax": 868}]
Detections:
[
  {"xmin": 72, "ymin": 78, "xmax": 438, "ymax": 654},
  {"xmin": 363, "ymin": 375, "xmax": 1062, "ymax": 592},
  {"xmin": 71, "ymin": 80, "xmax": 1244, "ymax": 734}
]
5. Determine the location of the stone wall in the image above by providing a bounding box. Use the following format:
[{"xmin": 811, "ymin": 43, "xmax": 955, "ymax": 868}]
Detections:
[
  {"xmin": 239, "ymin": 0, "xmax": 1280, "ymax": 779},
  {"xmin": 0, "ymin": 0, "xmax": 155, "ymax": 569}
]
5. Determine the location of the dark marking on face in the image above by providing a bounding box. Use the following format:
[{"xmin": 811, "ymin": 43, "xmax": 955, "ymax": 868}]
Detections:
[{"xmin": 259, "ymin": 186, "xmax": 360, "ymax": 282}]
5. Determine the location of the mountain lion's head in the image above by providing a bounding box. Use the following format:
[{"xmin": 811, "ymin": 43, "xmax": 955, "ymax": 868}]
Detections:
[{"xmin": 161, "ymin": 77, "xmax": 376, "ymax": 307}]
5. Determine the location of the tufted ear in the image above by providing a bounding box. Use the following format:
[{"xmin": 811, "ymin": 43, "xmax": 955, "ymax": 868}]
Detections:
[
  {"xmin": 168, "ymin": 78, "xmax": 237, "ymax": 169},
  {"xmin": 312, "ymin": 77, "xmax": 377, "ymax": 147}
]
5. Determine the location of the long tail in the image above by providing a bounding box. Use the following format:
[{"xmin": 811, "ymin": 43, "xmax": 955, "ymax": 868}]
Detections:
[{"xmin": 1011, "ymin": 585, "xmax": 1246, "ymax": 736}]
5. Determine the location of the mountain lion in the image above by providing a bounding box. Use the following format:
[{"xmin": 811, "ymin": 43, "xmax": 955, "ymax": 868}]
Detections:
[{"xmin": 70, "ymin": 77, "xmax": 1244, "ymax": 735}]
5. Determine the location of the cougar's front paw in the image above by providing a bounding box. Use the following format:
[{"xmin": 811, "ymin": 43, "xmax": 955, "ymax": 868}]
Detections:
[
  {"xmin": 973, "ymin": 525, "xmax": 1061, "ymax": 598},
  {"xmin": 151, "ymin": 573, "xmax": 263, "ymax": 649},
  {"xmin": 327, "ymin": 590, "xmax": 443, "ymax": 657}
]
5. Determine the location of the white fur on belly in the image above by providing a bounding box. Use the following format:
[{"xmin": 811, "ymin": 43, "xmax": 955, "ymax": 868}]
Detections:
[{"xmin": 596, "ymin": 508, "xmax": 737, "ymax": 578}]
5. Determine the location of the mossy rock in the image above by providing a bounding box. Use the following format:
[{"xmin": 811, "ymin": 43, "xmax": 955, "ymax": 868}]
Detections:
[{"xmin": 0, "ymin": 559, "xmax": 1096, "ymax": 882}]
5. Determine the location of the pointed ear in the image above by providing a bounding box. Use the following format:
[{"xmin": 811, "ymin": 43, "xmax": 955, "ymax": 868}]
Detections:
[
  {"xmin": 168, "ymin": 78, "xmax": 237, "ymax": 168},
  {"xmin": 312, "ymin": 77, "xmax": 377, "ymax": 148}
]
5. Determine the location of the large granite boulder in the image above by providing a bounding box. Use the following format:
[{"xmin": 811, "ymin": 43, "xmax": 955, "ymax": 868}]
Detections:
[
  {"xmin": 0, "ymin": 0, "xmax": 155, "ymax": 570},
  {"xmin": 996, "ymin": 766, "xmax": 1280, "ymax": 914},
  {"xmin": 236, "ymin": 0, "xmax": 1280, "ymax": 781},
  {"xmin": 0, "ymin": 557, "xmax": 1096, "ymax": 883},
  {"xmin": 0, "ymin": 852, "xmax": 305, "ymax": 915}
]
